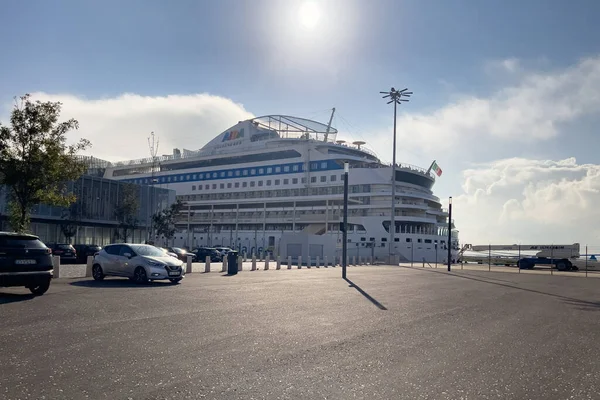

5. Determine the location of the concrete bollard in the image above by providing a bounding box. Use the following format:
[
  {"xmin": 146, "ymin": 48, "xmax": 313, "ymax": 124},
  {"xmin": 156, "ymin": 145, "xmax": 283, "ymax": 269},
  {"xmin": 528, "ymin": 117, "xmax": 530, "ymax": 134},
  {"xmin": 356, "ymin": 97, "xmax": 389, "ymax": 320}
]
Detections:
[
  {"xmin": 205, "ymin": 256, "xmax": 211, "ymax": 273},
  {"xmin": 238, "ymin": 256, "xmax": 243, "ymax": 271},
  {"xmin": 264, "ymin": 255, "xmax": 270, "ymax": 270},
  {"xmin": 307, "ymin": 256, "xmax": 311, "ymax": 268},
  {"xmin": 298, "ymin": 256, "xmax": 302, "ymax": 269},
  {"xmin": 52, "ymin": 256, "xmax": 60, "ymax": 278},
  {"xmin": 186, "ymin": 255, "xmax": 193, "ymax": 274},
  {"xmin": 86, "ymin": 255, "xmax": 93, "ymax": 277},
  {"xmin": 276, "ymin": 256, "xmax": 281, "ymax": 270},
  {"xmin": 316, "ymin": 256, "xmax": 320, "ymax": 268},
  {"xmin": 222, "ymin": 256, "xmax": 228, "ymax": 273},
  {"xmin": 352, "ymin": 256, "xmax": 356, "ymax": 266},
  {"xmin": 287, "ymin": 256, "xmax": 292, "ymax": 269},
  {"xmin": 324, "ymin": 256, "xmax": 328, "ymax": 268},
  {"xmin": 251, "ymin": 255, "xmax": 257, "ymax": 271},
  {"xmin": 243, "ymin": 252, "xmax": 247, "ymax": 262}
]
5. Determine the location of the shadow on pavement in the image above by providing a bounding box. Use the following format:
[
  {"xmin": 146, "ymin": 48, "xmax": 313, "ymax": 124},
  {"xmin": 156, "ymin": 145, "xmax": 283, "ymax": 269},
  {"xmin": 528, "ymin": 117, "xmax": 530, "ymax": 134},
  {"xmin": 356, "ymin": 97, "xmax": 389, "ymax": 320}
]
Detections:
[
  {"xmin": 0, "ymin": 292, "xmax": 36, "ymax": 304},
  {"xmin": 343, "ymin": 278, "xmax": 388, "ymax": 310},
  {"xmin": 401, "ymin": 265, "xmax": 600, "ymax": 309},
  {"xmin": 71, "ymin": 279, "xmax": 175, "ymax": 288},
  {"xmin": 562, "ymin": 299, "xmax": 600, "ymax": 311}
]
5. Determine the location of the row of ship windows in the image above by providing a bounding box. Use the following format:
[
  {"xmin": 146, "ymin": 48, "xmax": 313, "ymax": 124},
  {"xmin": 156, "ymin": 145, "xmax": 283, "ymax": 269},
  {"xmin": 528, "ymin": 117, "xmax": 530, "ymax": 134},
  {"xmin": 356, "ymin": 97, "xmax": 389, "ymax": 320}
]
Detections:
[
  {"xmin": 126, "ymin": 161, "xmax": 339, "ymax": 185},
  {"xmin": 191, "ymin": 174, "xmax": 343, "ymax": 191},
  {"xmin": 357, "ymin": 237, "xmax": 441, "ymax": 244},
  {"xmin": 179, "ymin": 186, "xmax": 373, "ymax": 202}
]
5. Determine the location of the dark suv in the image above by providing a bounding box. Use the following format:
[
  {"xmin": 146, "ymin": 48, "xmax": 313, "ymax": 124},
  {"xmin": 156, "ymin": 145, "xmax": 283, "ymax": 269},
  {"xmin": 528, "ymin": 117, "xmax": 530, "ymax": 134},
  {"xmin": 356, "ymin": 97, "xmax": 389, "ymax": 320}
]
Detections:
[
  {"xmin": 48, "ymin": 243, "xmax": 77, "ymax": 264},
  {"xmin": 73, "ymin": 244, "xmax": 101, "ymax": 264},
  {"xmin": 193, "ymin": 247, "xmax": 222, "ymax": 262},
  {"xmin": 0, "ymin": 232, "xmax": 53, "ymax": 295}
]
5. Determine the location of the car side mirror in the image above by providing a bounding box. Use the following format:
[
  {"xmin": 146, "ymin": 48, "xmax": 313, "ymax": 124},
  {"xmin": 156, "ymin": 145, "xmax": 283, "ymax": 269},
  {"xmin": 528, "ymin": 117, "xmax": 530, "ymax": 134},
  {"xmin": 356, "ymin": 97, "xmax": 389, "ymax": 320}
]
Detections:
[{"xmin": 123, "ymin": 252, "xmax": 132, "ymax": 258}]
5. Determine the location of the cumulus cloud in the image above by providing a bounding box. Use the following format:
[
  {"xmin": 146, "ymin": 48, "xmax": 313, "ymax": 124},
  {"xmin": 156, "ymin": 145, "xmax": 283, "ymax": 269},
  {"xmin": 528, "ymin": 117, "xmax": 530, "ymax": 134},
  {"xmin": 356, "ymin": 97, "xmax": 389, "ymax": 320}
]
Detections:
[
  {"xmin": 369, "ymin": 55, "xmax": 600, "ymax": 156},
  {"xmin": 19, "ymin": 93, "xmax": 255, "ymax": 161},
  {"xmin": 451, "ymin": 157, "xmax": 600, "ymax": 246}
]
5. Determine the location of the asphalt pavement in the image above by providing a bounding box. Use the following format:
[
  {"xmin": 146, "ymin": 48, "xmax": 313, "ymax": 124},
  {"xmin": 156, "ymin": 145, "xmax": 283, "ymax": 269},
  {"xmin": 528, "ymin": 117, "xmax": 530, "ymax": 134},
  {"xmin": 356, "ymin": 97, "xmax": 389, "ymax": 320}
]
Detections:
[{"xmin": 1, "ymin": 266, "xmax": 599, "ymax": 400}]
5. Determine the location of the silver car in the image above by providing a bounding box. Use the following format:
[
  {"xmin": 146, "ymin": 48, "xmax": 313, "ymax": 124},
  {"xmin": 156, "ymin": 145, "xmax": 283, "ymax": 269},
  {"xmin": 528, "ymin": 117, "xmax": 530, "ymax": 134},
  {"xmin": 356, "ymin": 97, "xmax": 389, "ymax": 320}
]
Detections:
[{"xmin": 92, "ymin": 243, "xmax": 185, "ymax": 284}]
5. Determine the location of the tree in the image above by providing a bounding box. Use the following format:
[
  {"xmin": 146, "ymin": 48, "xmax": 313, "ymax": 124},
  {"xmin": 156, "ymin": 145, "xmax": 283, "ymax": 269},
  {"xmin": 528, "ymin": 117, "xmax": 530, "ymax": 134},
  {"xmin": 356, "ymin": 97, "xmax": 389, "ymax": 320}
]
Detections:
[
  {"xmin": 114, "ymin": 183, "xmax": 140, "ymax": 242},
  {"xmin": 0, "ymin": 94, "xmax": 90, "ymax": 232},
  {"xmin": 152, "ymin": 199, "xmax": 184, "ymax": 245},
  {"xmin": 59, "ymin": 201, "xmax": 83, "ymax": 243}
]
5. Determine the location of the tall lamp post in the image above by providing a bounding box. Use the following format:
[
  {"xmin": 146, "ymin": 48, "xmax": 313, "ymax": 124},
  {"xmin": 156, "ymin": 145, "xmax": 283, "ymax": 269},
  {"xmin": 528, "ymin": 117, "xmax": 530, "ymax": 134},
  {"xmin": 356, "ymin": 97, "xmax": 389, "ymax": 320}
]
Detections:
[
  {"xmin": 447, "ymin": 196, "xmax": 452, "ymax": 271},
  {"xmin": 380, "ymin": 87, "xmax": 412, "ymax": 264},
  {"xmin": 342, "ymin": 162, "xmax": 349, "ymax": 279}
]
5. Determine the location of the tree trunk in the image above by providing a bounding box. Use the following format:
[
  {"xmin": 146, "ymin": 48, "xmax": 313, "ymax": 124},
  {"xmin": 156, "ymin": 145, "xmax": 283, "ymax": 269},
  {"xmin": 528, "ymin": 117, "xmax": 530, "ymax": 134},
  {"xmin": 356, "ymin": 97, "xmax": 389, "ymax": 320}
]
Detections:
[{"xmin": 19, "ymin": 206, "xmax": 27, "ymax": 233}]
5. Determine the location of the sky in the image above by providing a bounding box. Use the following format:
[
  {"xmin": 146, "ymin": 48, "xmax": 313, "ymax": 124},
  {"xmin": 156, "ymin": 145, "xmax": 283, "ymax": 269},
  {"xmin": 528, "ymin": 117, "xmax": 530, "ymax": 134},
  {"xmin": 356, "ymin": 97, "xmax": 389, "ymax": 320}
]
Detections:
[{"xmin": 1, "ymin": 0, "xmax": 600, "ymax": 246}]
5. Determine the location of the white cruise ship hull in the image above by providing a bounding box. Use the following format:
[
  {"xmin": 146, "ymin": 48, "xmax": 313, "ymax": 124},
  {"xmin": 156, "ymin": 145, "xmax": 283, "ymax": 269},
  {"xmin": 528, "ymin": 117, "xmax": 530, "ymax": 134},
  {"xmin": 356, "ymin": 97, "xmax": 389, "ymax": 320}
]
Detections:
[{"xmin": 104, "ymin": 114, "xmax": 460, "ymax": 263}]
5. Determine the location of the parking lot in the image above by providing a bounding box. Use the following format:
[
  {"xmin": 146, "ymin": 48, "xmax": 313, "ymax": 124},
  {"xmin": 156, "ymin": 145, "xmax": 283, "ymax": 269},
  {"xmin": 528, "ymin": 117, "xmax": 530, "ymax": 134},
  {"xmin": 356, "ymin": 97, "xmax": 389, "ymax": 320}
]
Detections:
[{"xmin": 1, "ymin": 266, "xmax": 599, "ymax": 399}]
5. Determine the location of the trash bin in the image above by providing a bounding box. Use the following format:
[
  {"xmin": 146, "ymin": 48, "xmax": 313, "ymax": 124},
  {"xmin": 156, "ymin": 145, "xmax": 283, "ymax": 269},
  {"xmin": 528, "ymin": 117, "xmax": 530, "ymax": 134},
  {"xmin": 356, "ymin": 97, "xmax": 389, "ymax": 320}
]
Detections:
[{"xmin": 227, "ymin": 250, "xmax": 238, "ymax": 275}]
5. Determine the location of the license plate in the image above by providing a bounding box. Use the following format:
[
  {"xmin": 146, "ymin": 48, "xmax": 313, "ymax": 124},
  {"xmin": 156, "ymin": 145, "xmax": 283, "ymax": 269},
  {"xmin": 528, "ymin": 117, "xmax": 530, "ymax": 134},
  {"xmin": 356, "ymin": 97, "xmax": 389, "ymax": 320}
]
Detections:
[
  {"xmin": 16, "ymin": 259, "xmax": 36, "ymax": 265},
  {"xmin": 168, "ymin": 271, "xmax": 180, "ymax": 276}
]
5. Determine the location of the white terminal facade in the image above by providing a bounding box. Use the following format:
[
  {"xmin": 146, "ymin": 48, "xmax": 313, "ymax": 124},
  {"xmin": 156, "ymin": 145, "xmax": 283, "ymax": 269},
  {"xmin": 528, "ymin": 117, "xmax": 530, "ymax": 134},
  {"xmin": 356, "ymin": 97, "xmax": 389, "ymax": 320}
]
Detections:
[{"xmin": 104, "ymin": 114, "xmax": 459, "ymax": 263}]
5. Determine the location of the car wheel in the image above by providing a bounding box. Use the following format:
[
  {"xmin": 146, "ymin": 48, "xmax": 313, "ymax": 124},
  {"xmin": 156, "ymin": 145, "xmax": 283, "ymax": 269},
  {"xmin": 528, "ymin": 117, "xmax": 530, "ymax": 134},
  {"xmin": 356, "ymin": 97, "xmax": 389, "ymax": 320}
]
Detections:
[
  {"xmin": 92, "ymin": 264, "xmax": 105, "ymax": 281},
  {"xmin": 169, "ymin": 278, "xmax": 182, "ymax": 284},
  {"xmin": 134, "ymin": 267, "xmax": 148, "ymax": 284},
  {"xmin": 29, "ymin": 279, "xmax": 51, "ymax": 295}
]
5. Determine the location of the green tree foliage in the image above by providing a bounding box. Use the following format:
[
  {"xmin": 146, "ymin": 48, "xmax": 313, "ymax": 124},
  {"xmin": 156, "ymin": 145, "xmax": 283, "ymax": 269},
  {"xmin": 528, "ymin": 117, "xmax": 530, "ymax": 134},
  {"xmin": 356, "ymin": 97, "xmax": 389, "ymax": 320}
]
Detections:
[
  {"xmin": 114, "ymin": 183, "xmax": 140, "ymax": 242},
  {"xmin": 152, "ymin": 199, "xmax": 184, "ymax": 244},
  {"xmin": 0, "ymin": 94, "xmax": 90, "ymax": 232}
]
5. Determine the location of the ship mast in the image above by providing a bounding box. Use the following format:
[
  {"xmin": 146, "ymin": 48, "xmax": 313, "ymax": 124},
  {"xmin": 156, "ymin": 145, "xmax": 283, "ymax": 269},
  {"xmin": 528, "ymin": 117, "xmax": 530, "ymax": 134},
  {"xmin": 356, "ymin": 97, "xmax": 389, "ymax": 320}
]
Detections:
[{"xmin": 324, "ymin": 107, "xmax": 336, "ymax": 142}]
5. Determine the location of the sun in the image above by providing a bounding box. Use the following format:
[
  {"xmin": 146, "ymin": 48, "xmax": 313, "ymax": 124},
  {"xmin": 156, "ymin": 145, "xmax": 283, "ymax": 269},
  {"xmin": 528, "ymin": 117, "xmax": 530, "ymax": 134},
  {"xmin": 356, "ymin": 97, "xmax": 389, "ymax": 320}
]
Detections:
[{"xmin": 298, "ymin": 1, "xmax": 321, "ymax": 30}]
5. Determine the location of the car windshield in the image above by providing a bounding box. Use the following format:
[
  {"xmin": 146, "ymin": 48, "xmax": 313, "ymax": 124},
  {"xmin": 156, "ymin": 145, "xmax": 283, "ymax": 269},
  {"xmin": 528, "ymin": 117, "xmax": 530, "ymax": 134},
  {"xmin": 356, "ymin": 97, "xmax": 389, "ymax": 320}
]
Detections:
[
  {"xmin": 58, "ymin": 244, "xmax": 73, "ymax": 250},
  {"xmin": 130, "ymin": 245, "xmax": 167, "ymax": 257},
  {"xmin": 0, "ymin": 236, "xmax": 47, "ymax": 249},
  {"xmin": 172, "ymin": 247, "xmax": 185, "ymax": 253}
]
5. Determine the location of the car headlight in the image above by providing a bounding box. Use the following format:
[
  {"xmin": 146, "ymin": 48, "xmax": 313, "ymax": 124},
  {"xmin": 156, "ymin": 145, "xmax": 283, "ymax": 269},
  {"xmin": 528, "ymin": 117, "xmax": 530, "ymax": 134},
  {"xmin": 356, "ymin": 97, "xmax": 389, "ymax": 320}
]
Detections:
[{"xmin": 146, "ymin": 260, "xmax": 164, "ymax": 267}]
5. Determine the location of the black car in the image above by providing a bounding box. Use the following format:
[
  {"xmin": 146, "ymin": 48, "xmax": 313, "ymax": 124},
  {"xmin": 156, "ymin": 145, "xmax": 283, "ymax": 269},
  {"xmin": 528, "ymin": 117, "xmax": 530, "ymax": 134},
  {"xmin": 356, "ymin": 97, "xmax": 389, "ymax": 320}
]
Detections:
[
  {"xmin": 48, "ymin": 243, "xmax": 77, "ymax": 263},
  {"xmin": 0, "ymin": 232, "xmax": 53, "ymax": 295},
  {"xmin": 73, "ymin": 244, "xmax": 102, "ymax": 264},
  {"xmin": 167, "ymin": 247, "xmax": 196, "ymax": 262},
  {"xmin": 193, "ymin": 247, "xmax": 222, "ymax": 262}
]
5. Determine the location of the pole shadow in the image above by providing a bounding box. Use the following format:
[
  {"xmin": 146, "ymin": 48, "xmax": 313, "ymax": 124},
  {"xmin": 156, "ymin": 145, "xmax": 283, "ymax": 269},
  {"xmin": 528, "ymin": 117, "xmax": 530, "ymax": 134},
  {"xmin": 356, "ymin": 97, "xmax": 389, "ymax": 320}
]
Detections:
[{"xmin": 343, "ymin": 277, "xmax": 387, "ymax": 310}]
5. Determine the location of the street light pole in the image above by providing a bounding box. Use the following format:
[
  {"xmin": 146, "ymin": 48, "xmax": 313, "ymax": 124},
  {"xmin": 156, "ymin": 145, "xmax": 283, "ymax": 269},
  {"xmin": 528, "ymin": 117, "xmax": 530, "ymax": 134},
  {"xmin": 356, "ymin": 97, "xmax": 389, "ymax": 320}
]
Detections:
[
  {"xmin": 342, "ymin": 162, "xmax": 349, "ymax": 279},
  {"xmin": 447, "ymin": 196, "xmax": 452, "ymax": 271},
  {"xmin": 380, "ymin": 87, "xmax": 412, "ymax": 264}
]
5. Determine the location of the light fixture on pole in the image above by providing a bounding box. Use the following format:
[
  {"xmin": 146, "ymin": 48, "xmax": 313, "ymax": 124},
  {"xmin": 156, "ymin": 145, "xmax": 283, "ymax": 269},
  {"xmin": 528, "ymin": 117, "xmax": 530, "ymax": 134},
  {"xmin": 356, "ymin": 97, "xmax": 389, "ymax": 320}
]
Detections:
[
  {"xmin": 342, "ymin": 161, "xmax": 349, "ymax": 279},
  {"xmin": 380, "ymin": 87, "xmax": 412, "ymax": 264},
  {"xmin": 447, "ymin": 196, "xmax": 452, "ymax": 272}
]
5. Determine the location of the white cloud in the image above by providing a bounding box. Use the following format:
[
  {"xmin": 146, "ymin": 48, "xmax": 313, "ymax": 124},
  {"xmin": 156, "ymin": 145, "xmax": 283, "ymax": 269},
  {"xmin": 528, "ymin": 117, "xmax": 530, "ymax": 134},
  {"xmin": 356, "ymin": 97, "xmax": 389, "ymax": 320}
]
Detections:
[
  {"xmin": 21, "ymin": 93, "xmax": 255, "ymax": 161},
  {"xmin": 451, "ymin": 157, "xmax": 600, "ymax": 246},
  {"xmin": 369, "ymin": 56, "xmax": 600, "ymax": 156}
]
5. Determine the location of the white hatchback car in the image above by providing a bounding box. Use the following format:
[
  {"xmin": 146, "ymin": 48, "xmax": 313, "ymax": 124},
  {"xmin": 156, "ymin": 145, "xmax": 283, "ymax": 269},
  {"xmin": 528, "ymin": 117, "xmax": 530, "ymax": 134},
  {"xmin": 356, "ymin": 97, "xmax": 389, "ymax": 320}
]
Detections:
[{"xmin": 92, "ymin": 243, "xmax": 185, "ymax": 284}]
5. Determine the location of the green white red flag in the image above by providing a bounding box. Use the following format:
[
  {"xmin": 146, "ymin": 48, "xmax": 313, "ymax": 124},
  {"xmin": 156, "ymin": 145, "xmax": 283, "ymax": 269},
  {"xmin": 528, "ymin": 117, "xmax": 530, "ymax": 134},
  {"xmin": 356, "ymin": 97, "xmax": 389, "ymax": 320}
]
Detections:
[{"xmin": 432, "ymin": 161, "xmax": 442, "ymax": 177}]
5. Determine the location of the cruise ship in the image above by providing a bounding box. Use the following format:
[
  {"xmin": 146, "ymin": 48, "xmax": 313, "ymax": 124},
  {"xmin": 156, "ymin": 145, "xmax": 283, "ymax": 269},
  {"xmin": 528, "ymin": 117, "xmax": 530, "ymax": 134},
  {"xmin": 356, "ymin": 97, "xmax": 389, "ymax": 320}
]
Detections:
[{"xmin": 104, "ymin": 112, "xmax": 459, "ymax": 263}]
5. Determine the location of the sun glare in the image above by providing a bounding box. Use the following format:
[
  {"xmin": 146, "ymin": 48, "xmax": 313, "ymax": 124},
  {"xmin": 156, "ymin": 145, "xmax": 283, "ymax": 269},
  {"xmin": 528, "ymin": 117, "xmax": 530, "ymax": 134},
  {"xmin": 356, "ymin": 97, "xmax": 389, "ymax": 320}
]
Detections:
[{"xmin": 298, "ymin": 1, "xmax": 321, "ymax": 30}]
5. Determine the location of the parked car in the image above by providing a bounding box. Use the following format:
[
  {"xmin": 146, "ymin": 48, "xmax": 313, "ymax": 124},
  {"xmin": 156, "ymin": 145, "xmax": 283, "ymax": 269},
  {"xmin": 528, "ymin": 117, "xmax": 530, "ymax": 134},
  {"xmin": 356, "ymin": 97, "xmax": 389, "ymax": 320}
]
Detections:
[
  {"xmin": 214, "ymin": 247, "xmax": 233, "ymax": 257},
  {"xmin": 157, "ymin": 247, "xmax": 179, "ymax": 259},
  {"xmin": 92, "ymin": 243, "xmax": 185, "ymax": 284},
  {"xmin": 73, "ymin": 244, "xmax": 102, "ymax": 264},
  {"xmin": 166, "ymin": 247, "xmax": 196, "ymax": 262},
  {"xmin": 0, "ymin": 232, "xmax": 53, "ymax": 295},
  {"xmin": 48, "ymin": 243, "xmax": 77, "ymax": 263},
  {"xmin": 193, "ymin": 247, "xmax": 222, "ymax": 262}
]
